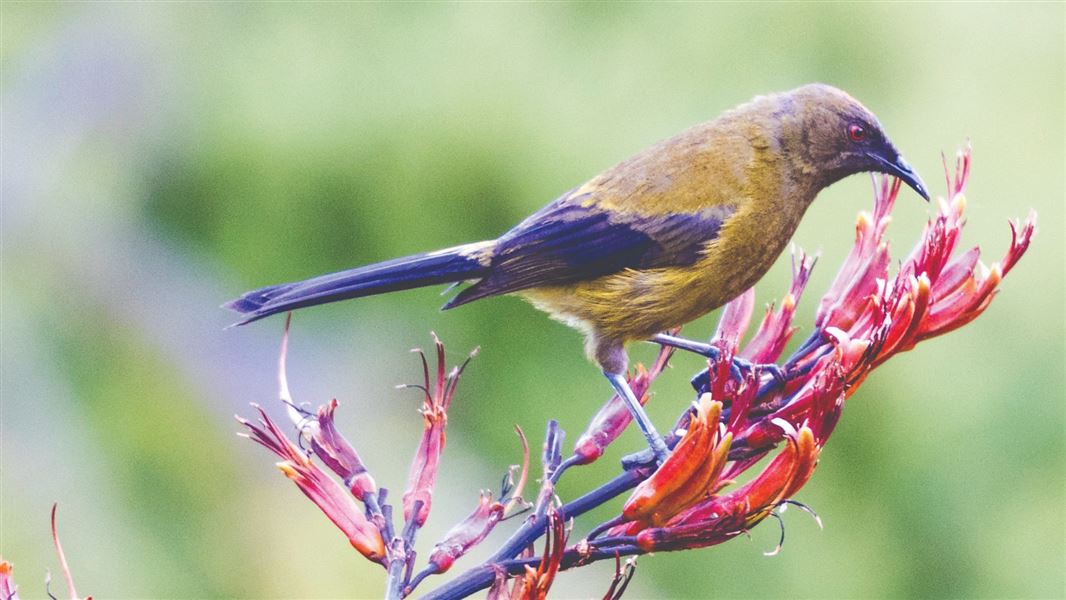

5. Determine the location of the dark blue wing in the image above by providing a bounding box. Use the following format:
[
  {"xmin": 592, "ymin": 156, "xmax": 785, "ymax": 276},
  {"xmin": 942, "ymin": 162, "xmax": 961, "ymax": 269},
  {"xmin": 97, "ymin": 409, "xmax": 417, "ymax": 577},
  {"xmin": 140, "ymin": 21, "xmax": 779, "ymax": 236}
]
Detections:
[{"xmin": 444, "ymin": 194, "xmax": 735, "ymax": 308}]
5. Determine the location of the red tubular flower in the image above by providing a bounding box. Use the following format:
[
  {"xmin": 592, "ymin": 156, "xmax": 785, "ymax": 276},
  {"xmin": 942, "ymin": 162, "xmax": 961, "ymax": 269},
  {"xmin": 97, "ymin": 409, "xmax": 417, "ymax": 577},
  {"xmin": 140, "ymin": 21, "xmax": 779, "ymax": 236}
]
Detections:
[
  {"xmin": 911, "ymin": 211, "xmax": 1034, "ymax": 343},
  {"xmin": 621, "ymin": 393, "xmax": 733, "ymax": 529},
  {"xmin": 429, "ymin": 491, "xmax": 507, "ymax": 574},
  {"xmin": 817, "ymin": 148, "xmax": 1035, "ymax": 386},
  {"xmin": 275, "ymin": 315, "xmax": 378, "ymax": 501},
  {"xmin": 635, "ymin": 423, "xmax": 822, "ymax": 553},
  {"xmin": 741, "ymin": 249, "xmax": 816, "ymax": 364},
  {"xmin": 403, "ymin": 334, "xmax": 476, "ymax": 528},
  {"xmin": 816, "ymin": 176, "xmax": 897, "ymax": 332},
  {"xmin": 306, "ymin": 399, "xmax": 379, "ymax": 501},
  {"xmin": 238, "ymin": 406, "xmax": 386, "ymax": 561}
]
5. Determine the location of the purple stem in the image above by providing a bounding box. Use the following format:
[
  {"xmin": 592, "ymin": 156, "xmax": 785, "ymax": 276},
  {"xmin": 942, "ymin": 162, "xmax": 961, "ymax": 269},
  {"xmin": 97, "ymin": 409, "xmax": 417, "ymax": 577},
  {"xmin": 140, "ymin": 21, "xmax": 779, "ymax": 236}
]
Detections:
[
  {"xmin": 586, "ymin": 515, "xmax": 626, "ymax": 541},
  {"xmin": 785, "ymin": 330, "xmax": 825, "ymax": 366},
  {"xmin": 385, "ymin": 537, "xmax": 407, "ymax": 600},
  {"xmin": 401, "ymin": 499, "xmax": 424, "ymax": 588},
  {"xmin": 550, "ymin": 454, "xmax": 582, "ymax": 484},
  {"xmin": 416, "ymin": 468, "xmax": 646, "ymax": 600},
  {"xmin": 491, "ymin": 466, "xmax": 646, "ymax": 563},
  {"xmin": 404, "ymin": 566, "xmax": 434, "ymax": 598},
  {"xmin": 364, "ymin": 490, "xmax": 388, "ymax": 539},
  {"xmin": 424, "ymin": 541, "xmax": 645, "ymax": 599},
  {"xmin": 378, "ymin": 488, "xmax": 395, "ymax": 542}
]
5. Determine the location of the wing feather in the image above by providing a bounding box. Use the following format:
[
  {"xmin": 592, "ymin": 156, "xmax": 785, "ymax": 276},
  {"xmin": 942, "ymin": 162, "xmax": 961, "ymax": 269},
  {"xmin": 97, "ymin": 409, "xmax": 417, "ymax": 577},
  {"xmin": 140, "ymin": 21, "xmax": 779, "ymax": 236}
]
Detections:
[{"xmin": 444, "ymin": 192, "xmax": 735, "ymax": 308}]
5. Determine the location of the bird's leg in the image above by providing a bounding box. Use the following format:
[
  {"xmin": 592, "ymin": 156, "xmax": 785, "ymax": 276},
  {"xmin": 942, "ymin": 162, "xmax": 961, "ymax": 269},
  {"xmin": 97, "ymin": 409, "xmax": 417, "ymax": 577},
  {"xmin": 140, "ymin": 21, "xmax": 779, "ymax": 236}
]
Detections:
[
  {"xmin": 651, "ymin": 333, "xmax": 786, "ymax": 385},
  {"xmin": 603, "ymin": 371, "xmax": 670, "ymax": 464}
]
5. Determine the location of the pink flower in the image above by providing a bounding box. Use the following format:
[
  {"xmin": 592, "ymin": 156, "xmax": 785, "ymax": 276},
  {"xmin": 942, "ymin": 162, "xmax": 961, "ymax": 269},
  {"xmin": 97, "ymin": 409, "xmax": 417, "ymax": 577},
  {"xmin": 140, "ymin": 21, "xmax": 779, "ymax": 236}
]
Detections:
[
  {"xmin": 306, "ymin": 399, "xmax": 379, "ymax": 502},
  {"xmin": 742, "ymin": 250, "xmax": 816, "ymax": 364},
  {"xmin": 238, "ymin": 406, "xmax": 386, "ymax": 561},
  {"xmin": 428, "ymin": 426, "xmax": 532, "ymax": 575},
  {"xmin": 429, "ymin": 491, "xmax": 506, "ymax": 574},
  {"xmin": 403, "ymin": 334, "xmax": 477, "ymax": 528},
  {"xmin": 274, "ymin": 315, "xmax": 379, "ymax": 502}
]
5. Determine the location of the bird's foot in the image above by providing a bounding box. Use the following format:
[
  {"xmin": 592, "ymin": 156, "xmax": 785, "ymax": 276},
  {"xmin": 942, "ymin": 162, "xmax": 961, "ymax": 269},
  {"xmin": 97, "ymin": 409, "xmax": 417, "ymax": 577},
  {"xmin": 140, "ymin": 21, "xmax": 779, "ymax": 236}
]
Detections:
[
  {"xmin": 651, "ymin": 333, "xmax": 787, "ymax": 388},
  {"xmin": 604, "ymin": 371, "xmax": 670, "ymax": 465},
  {"xmin": 731, "ymin": 355, "xmax": 787, "ymax": 386},
  {"xmin": 621, "ymin": 446, "xmax": 661, "ymax": 471}
]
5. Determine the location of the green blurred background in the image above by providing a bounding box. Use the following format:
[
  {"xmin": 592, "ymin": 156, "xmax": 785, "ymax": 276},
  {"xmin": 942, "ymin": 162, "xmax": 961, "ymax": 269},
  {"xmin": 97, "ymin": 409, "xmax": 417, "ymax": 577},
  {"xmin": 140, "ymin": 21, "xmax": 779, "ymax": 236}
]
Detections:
[{"xmin": 2, "ymin": 3, "xmax": 1063, "ymax": 598}]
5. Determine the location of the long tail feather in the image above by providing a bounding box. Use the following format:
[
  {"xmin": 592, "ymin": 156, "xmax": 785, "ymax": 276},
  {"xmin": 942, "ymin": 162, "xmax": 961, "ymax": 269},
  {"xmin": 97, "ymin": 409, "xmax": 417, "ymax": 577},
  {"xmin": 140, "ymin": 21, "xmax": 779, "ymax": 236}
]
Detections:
[{"xmin": 224, "ymin": 241, "xmax": 494, "ymax": 325}]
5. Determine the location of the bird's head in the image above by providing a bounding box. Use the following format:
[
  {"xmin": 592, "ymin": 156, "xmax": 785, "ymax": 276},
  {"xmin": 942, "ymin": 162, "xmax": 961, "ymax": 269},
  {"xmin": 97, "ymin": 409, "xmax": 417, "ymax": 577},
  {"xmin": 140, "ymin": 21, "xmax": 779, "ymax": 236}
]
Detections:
[{"xmin": 780, "ymin": 83, "xmax": 930, "ymax": 201}]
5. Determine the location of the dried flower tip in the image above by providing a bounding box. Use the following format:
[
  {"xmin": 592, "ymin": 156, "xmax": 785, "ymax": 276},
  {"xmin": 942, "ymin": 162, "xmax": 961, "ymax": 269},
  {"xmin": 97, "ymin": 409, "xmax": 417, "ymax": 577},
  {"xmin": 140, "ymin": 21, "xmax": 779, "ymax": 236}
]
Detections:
[
  {"xmin": 601, "ymin": 554, "xmax": 638, "ymax": 600},
  {"xmin": 51, "ymin": 504, "xmax": 83, "ymax": 600},
  {"xmin": 503, "ymin": 425, "xmax": 532, "ymax": 515}
]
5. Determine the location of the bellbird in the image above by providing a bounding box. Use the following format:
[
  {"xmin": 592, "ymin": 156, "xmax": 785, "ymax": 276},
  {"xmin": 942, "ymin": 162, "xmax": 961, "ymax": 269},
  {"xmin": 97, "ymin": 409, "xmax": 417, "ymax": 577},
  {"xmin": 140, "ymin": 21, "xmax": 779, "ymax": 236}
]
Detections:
[{"xmin": 226, "ymin": 83, "xmax": 929, "ymax": 461}]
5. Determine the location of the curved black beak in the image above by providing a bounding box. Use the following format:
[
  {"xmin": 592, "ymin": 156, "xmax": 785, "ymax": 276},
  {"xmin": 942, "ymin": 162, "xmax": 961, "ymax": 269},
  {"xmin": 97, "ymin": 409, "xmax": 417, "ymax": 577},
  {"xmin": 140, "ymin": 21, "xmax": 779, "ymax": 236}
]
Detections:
[{"xmin": 870, "ymin": 152, "xmax": 930, "ymax": 201}]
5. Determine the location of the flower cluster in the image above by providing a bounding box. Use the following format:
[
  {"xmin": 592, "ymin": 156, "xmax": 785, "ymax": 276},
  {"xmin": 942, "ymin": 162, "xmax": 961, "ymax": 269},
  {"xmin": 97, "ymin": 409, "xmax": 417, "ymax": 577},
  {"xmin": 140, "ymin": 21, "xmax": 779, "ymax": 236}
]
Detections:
[
  {"xmin": 588, "ymin": 148, "xmax": 1036, "ymax": 555},
  {"xmin": 238, "ymin": 147, "xmax": 1035, "ymax": 599},
  {"xmin": 238, "ymin": 327, "xmax": 531, "ymax": 598}
]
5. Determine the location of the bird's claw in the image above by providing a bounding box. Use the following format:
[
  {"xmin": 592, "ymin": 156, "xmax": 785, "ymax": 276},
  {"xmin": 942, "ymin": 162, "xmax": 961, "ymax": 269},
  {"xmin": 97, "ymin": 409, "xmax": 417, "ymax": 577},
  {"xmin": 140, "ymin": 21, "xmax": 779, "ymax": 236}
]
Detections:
[
  {"xmin": 653, "ymin": 333, "xmax": 787, "ymax": 391},
  {"xmin": 621, "ymin": 447, "xmax": 659, "ymax": 471},
  {"xmin": 688, "ymin": 355, "xmax": 788, "ymax": 395},
  {"xmin": 731, "ymin": 356, "xmax": 787, "ymax": 387}
]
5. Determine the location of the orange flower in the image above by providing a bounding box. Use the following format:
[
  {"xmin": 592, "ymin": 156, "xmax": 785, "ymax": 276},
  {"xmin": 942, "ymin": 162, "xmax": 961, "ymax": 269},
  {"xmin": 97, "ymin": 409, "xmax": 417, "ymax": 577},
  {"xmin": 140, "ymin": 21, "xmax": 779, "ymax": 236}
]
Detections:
[
  {"xmin": 634, "ymin": 423, "xmax": 821, "ymax": 553},
  {"xmin": 622, "ymin": 394, "xmax": 732, "ymax": 528}
]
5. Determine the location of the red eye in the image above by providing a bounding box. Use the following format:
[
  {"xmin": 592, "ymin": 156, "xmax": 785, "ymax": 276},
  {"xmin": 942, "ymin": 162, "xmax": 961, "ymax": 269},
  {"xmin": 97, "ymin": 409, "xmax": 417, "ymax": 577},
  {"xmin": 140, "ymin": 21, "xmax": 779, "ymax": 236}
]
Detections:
[{"xmin": 848, "ymin": 124, "xmax": 866, "ymax": 142}]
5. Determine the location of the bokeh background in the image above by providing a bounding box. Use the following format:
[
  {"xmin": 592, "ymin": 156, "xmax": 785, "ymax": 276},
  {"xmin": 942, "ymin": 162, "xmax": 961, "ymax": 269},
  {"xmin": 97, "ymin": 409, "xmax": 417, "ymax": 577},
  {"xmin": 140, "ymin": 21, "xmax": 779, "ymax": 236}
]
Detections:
[{"xmin": 2, "ymin": 4, "xmax": 1063, "ymax": 599}]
